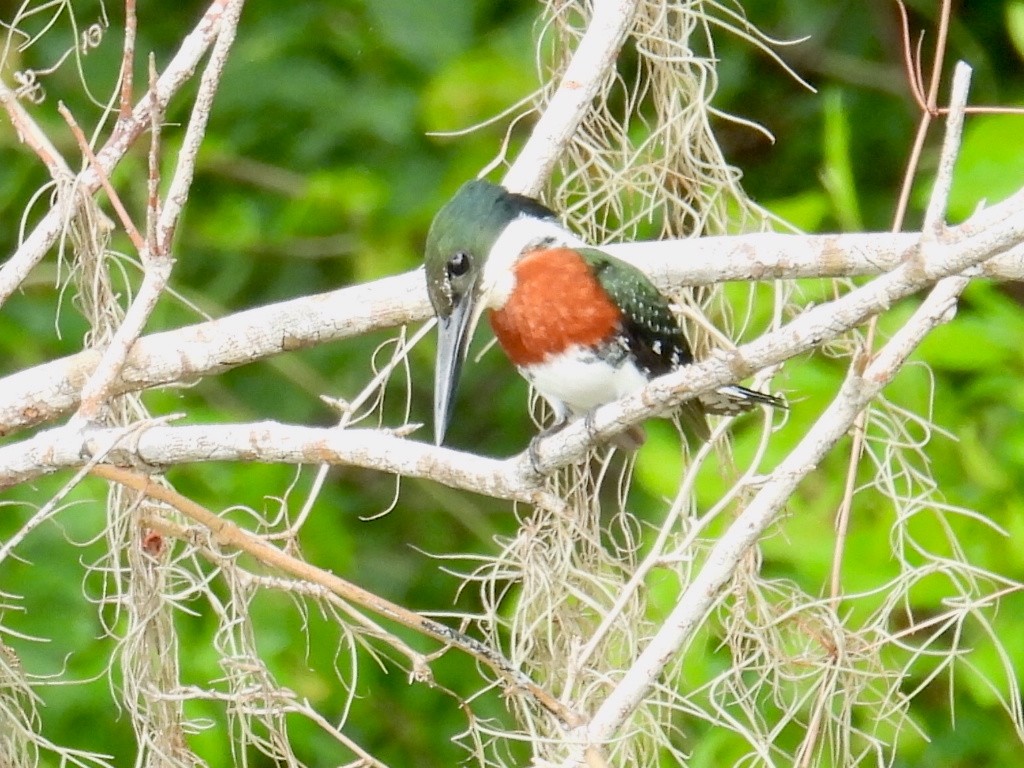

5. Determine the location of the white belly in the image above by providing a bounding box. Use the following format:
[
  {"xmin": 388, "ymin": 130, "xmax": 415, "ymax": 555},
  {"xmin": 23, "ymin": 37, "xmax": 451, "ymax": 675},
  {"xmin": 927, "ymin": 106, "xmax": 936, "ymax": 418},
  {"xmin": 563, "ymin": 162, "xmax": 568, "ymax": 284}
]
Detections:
[{"xmin": 520, "ymin": 348, "xmax": 648, "ymax": 419}]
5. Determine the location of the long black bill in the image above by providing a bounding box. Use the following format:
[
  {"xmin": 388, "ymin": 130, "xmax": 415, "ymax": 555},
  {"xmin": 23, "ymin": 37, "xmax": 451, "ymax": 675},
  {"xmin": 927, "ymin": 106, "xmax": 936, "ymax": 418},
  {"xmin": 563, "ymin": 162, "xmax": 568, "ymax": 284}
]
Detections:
[{"xmin": 433, "ymin": 293, "xmax": 479, "ymax": 445}]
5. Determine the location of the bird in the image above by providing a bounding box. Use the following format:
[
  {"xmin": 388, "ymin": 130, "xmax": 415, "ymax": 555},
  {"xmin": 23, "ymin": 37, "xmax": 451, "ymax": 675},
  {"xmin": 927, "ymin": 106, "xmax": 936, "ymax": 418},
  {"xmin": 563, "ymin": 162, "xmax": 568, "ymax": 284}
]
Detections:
[{"xmin": 423, "ymin": 178, "xmax": 785, "ymax": 447}]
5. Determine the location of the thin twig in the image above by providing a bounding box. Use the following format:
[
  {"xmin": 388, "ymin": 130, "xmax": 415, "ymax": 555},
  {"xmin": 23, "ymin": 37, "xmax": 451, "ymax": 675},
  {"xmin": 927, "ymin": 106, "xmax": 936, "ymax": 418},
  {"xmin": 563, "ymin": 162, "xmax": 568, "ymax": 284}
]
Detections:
[
  {"xmin": 831, "ymin": 0, "xmax": 959, "ymax": 609},
  {"xmin": 0, "ymin": 0, "xmax": 231, "ymax": 308},
  {"xmin": 896, "ymin": 1, "xmax": 1024, "ymax": 117},
  {"xmin": 58, "ymin": 101, "xmax": 146, "ymax": 253},
  {"xmin": 925, "ymin": 0, "xmax": 953, "ymax": 113},
  {"xmin": 157, "ymin": 0, "xmax": 244, "ymax": 253}
]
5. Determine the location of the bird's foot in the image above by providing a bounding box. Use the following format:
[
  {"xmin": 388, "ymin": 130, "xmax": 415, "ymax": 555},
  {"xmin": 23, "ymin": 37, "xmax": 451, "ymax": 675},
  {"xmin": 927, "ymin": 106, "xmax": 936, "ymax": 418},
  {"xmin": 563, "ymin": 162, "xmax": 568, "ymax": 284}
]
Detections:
[
  {"xmin": 527, "ymin": 418, "xmax": 569, "ymax": 475},
  {"xmin": 581, "ymin": 411, "xmax": 601, "ymax": 445}
]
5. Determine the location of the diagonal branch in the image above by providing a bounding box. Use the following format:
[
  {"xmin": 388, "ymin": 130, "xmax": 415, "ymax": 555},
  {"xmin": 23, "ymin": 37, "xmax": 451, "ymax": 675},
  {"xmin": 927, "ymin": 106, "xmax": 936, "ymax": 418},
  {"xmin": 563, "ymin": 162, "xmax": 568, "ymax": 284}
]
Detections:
[
  {"xmin": 93, "ymin": 465, "xmax": 581, "ymax": 729},
  {"xmin": 502, "ymin": 0, "xmax": 641, "ymax": 196},
  {"xmin": 526, "ymin": 191, "xmax": 1024, "ymax": 473},
  {"xmin": 572, "ymin": 59, "xmax": 978, "ymax": 758},
  {"xmin": 575, "ymin": 273, "xmax": 972, "ymax": 757},
  {"xmin": 0, "ymin": 77, "xmax": 72, "ymax": 178}
]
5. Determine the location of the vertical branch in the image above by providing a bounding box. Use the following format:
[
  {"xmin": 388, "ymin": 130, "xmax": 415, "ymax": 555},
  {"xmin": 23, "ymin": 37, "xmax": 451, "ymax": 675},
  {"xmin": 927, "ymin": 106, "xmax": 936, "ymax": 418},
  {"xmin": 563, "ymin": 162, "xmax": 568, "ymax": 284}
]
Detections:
[
  {"xmin": 157, "ymin": 0, "xmax": 244, "ymax": 251},
  {"xmin": 119, "ymin": 0, "xmax": 138, "ymax": 119},
  {"xmin": 145, "ymin": 56, "xmax": 162, "ymax": 251},
  {"xmin": 923, "ymin": 63, "xmax": 971, "ymax": 230},
  {"xmin": 829, "ymin": 0, "xmax": 956, "ymax": 605}
]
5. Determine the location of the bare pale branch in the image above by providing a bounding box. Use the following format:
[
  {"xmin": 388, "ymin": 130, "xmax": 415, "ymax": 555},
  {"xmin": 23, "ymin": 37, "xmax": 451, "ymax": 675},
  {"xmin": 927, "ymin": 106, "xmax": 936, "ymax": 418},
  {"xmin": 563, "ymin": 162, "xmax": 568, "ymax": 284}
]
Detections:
[
  {"xmin": 502, "ymin": 0, "xmax": 641, "ymax": 195},
  {"xmin": 0, "ymin": 0, "xmax": 232, "ymax": 307},
  {"xmin": 571, "ymin": 59, "xmax": 978, "ymax": 757},
  {"xmin": 3, "ymin": 210, "xmax": 1024, "ymax": 438},
  {"xmin": 73, "ymin": 0, "xmax": 245, "ymax": 423},
  {"xmin": 4, "ymin": 177, "xmax": 1019, "ymax": 498}
]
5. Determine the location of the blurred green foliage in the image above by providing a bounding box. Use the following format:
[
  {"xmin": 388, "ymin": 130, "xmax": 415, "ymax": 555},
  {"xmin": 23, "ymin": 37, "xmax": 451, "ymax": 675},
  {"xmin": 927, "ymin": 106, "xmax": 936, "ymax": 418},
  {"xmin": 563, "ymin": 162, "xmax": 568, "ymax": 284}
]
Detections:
[{"xmin": 2, "ymin": 1, "xmax": 1024, "ymax": 766}]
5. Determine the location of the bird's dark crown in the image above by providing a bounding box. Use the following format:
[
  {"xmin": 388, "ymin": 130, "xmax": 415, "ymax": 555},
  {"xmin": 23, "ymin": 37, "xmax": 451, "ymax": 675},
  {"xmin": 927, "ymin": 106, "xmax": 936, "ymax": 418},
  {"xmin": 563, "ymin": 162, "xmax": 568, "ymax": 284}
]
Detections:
[{"xmin": 424, "ymin": 180, "xmax": 557, "ymax": 318}]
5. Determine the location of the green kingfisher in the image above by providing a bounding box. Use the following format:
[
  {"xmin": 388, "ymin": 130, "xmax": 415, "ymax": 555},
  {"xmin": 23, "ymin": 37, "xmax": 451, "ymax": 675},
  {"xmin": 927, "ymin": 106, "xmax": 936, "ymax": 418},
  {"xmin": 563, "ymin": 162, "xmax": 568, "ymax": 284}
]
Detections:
[{"xmin": 424, "ymin": 179, "xmax": 785, "ymax": 446}]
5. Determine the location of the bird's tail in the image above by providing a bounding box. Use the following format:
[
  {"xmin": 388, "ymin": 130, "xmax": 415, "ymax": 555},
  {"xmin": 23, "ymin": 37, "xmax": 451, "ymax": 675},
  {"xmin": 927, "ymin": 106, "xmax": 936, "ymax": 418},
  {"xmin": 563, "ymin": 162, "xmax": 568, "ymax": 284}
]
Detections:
[{"xmin": 698, "ymin": 385, "xmax": 787, "ymax": 416}]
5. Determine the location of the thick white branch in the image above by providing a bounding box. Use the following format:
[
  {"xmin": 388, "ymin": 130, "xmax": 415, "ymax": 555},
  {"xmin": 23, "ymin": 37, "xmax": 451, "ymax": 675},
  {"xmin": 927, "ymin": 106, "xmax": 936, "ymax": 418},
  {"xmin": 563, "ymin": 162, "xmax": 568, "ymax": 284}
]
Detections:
[
  {"xmin": 526, "ymin": 192, "xmax": 1024, "ymax": 472},
  {"xmin": 609, "ymin": 232, "xmax": 1024, "ymax": 286},
  {"xmin": 2, "ymin": 183, "xmax": 1018, "ymax": 495},
  {"xmin": 0, "ymin": 216, "xmax": 963, "ymax": 485},
  {"xmin": 0, "ymin": 272, "xmax": 420, "ymax": 436},
  {"xmin": 0, "ymin": 422, "xmax": 534, "ymax": 502},
  {"xmin": 1, "ymin": 185, "xmax": 1022, "ymax": 438}
]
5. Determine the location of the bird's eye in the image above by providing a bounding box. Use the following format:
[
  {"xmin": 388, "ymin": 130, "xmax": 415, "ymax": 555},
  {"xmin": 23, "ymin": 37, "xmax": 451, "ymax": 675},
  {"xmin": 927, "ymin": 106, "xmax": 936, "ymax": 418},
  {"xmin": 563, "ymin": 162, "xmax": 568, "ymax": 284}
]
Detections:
[{"xmin": 447, "ymin": 250, "xmax": 471, "ymax": 278}]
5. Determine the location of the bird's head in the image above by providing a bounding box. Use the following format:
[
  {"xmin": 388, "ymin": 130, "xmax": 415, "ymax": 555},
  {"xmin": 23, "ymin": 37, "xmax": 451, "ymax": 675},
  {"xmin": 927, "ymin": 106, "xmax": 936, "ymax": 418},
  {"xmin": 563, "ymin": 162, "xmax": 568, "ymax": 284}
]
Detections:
[{"xmin": 424, "ymin": 179, "xmax": 562, "ymax": 444}]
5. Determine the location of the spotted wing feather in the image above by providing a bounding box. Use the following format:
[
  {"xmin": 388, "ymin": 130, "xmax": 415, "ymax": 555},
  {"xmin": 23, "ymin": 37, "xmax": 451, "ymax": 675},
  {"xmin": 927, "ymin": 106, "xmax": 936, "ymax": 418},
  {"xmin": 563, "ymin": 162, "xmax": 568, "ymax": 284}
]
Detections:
[
  {"xmin": 576, "ymin": 248, "xmax": 693, "ymax": 377},
  {"xmin": 578, "ymin": 248, "xmax": 786, "ymax": 426}
]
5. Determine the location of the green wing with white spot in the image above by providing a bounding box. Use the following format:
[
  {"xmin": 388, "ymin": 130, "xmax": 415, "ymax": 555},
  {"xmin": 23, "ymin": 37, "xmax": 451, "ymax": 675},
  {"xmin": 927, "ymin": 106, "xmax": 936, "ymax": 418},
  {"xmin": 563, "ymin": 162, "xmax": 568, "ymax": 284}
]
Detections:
[
  {"xmin": 576, "ymin": 247, "xmax": 693, "ymax": 377},
  {"xmin": 577, "ymin": 247, "xmax": 711, "ymax": 441}
]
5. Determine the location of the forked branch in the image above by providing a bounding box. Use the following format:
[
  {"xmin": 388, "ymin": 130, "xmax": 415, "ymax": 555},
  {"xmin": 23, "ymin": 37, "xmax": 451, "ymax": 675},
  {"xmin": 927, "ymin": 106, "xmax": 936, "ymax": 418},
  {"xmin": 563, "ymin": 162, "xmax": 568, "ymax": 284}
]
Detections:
[{"xmin": 0, "ymin": 0, "xmax": 233, "ymax": 307}]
